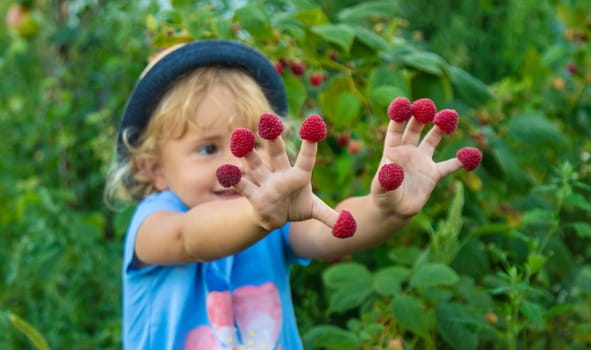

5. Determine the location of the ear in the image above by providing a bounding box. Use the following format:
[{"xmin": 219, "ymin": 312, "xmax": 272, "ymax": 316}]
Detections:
[{"xmin": 138, "ymin": 156, "xmax": 168, "ymax": 191}]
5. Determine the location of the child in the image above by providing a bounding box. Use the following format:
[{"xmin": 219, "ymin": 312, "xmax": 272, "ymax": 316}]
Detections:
[{"xmin": 106, "ymin": 39, "xmax": 469, "ymax": 350}]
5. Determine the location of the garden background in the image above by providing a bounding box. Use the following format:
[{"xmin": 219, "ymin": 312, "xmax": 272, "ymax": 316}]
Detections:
[{"xmin": 1, "ymin": 0, "xmax": 590, "ymax": 349}]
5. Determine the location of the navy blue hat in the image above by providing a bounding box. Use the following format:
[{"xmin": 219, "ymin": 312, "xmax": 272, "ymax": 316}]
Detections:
[{"xmin": 117, "ymin": 39, "xmax": 287, "ymax": 159}]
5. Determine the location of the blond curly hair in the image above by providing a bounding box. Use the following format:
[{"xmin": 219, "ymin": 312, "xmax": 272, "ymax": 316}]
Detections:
[{"xmin": 105, "ymin": 66, "xmax": 281, "ymax": 207}]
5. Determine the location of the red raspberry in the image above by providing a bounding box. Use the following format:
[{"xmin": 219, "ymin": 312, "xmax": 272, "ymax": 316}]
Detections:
[
  {"xmin": 274, "ymin": 62, "xmax": 284, "ymax": 75},
  {"xmin": 433, "ymin": 109, "xmax": 459, "ymax": 134},
  {"xmin": 348, "ymin": 140, "xmax": 361, "ymax": 155},
  {"xmin": 299, "ymin": 114, "xmax": 327, "ymax": 142},
  {"xmin": 456, "ymin": 147, "xmax": 482, "ymax": 171},
  {"xmin": 258, "ymin": 113, "xmax": 284, "ymax": 140},
  {"xmin": 387, "ymin": 97, "xmax": 412, "ymax": 122},
  {"xmin": 332, "ymin": 210, "xmax": 356, "ymax": 239},
  {"xmin": 290, "ymin": 61, "xmax": 305, "ymax": 76},
  {"xmin": 230, "ymin": 128, "xmax": 256, "ymax": 157},
  {"xmin": 337, "ymin": 133, "xmax": 350, "ymax": 147},
  {"xmin": 411, "ymin": 98, "xmax": 437, "ymax": 124},
  {"xmin": 216, "ymin": 164, "xmax": 242, "ymax": 187},
  {"xmin": 378, "ymin": 163, "xmax": 404, "ymax": 191},
  {"xmin": 309, "ymin": 72, "xmax": 324, "ymax": 87}
]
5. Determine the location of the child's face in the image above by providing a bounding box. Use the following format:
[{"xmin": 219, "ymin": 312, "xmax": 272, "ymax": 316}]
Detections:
[{"xmin": 151, "ymin": 84, "xmax": 269, "ymax": 208}]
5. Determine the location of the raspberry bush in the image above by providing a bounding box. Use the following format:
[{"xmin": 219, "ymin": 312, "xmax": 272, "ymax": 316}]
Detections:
[{"xmin": 1, "ymin": 1, "xmax": 590, "ymax": 349}]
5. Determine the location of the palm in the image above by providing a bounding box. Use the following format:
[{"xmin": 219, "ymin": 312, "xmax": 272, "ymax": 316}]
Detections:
[
  {"xmin": 235, "ymin": 138, "xmax": 335, "ymax": 230},
  {"xmin": 370, "ymin": 119, "xmax": 462, "ymax": 217}
]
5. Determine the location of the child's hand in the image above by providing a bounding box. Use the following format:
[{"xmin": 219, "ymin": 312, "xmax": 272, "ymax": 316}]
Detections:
[
  {"xmin": 217, "ymin": 113, "xmax": 338, "ymax": 232},
  {"xmin": 370, "ymin": 97, "xmax": 482, "ymax": 218}
]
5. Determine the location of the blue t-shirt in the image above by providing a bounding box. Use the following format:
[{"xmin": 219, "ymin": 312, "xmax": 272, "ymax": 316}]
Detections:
[{"xmin": 122, "ymin": 191, "xmax": 309, "ymax": 350}]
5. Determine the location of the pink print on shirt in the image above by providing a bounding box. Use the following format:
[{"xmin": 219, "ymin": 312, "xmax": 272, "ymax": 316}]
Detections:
[{"xmin": 184, "ymin": 282, "xmax": 283, "ymax": 349}]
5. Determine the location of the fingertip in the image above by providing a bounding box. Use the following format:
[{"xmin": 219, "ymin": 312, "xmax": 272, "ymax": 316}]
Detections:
[
  {"xmin": 216, "ymin": 164, "xmax": 242, "ymax": 187},
  {"xmin": 457, "ymin": 147, "xmax": 483, "ymax": 171},
  {"xmin": 332, "ymin": 210, "xmax": 357, "ymax": 239},
  {"xmin": 378, "ymin": 163, "xmax": 404, "ymax": 191},
  {"xmin": 299, "ymin": 114, "xmax": 327, "ymax": 142},
  {"xmin": 258, "ymin": 112, "xmax": 284, "ymax": 140},
  {"xmin": 437, "ymin": 158, "xmax": 464, "ymax": 177},
  {"xmin": 230, "ymin": 128, "xmax": 256, "ymax": 157},
  {"xmin": 433, "ymin": 109, "xmax": 459, "ymax": 134}
]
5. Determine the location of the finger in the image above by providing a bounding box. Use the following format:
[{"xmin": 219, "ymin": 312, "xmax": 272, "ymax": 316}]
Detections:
[
  {"xmin": 402, "ymin": 118, "xmax": 427, "ymax": 145},
  {"xmin": 232, "ymin": 176, "xmax": 259, "ymax": 199},
  {"xmin": 294, "ymin": 140, "xmax": 318, "ymax": 173},
  {"xmin": 418, "ymin": 126, "xmax": 444, "ymax": 157},
  {"xmin": 384, "ymin": 120, "xmax": 405, "ymax": 148},
  {"xmin": 243, "ymin": 149, "xmax": 270, "ymax": 184},
  {"xmin": 266, "ymin": 136, "xmax": 291, "ymax": 171},
  {"xmin": 310, "ymin": 195, "xmax": 340, "ymax": 228},
  {"xmin": 436, "ymin": 158, "xmax": 463, "ymax": 178},
  {"xmin": 257, "ymin": 112, "xmax": 290, "ymax": 170}
]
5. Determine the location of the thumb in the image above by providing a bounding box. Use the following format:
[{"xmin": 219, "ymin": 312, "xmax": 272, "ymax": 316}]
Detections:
[
  {"xmin": 310, "ymin": 195, "xmax": 339, "ymax": 228},
  {"xmin": 311, "ymin": 195, "xmax": 357, "ymax": 239}
]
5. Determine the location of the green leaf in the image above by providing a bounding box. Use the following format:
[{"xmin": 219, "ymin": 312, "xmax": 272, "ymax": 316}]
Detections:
[
  {"xmin": 410, "ymin": 263, "xmax": 460, "ymax": 289},
  {"xmin": 430, "ymin": 181, "xmax": 464, "ymax": 264},
  {"xmin": 373, "ymin": 266, "xmax": 411, "ymax": 296},
  {"xmin": 303, "ymin": 325, "xmax": 361, "ymax": 349},
  {"xmin": 323, "ymin": 262, "xmax": 374, "ymax": 312},
  {"xmin": 506, "ymin": 111, "xmax": 568, "ymax": 149},
  {"xmin": 184, "ymin": 8, "xmax": 214, "ymax": 39},
  {"xmin": 436, "ymin": 303, "xmax": 480, "ymax": 350},
  {"xmin": 520, "ymin": 300, "xmax": 546, "ymax": 329},
  {"xmin": 400, "ymin": 51, "xmax": 446, "ymax": 75},
  {"xmin": 410, "ymin": 72, "xmax": 452, "ymax": 107},
  {"xmin": 319, "ymin": 76, "xmax": 352, "ymax": 122},
  {"xmin": 311, "ymin": 24, "xmax": 356, "ymax": 53},
  {"xmin": 447, "ymin": 66, "xmax": 493, "ymax": 106},
  {"xmin": 369, "ymin": 86, "xmax": 407, "ymax": 112},
  {"xmin": 337, "ymin": 0, "xmax": 398, "ymax": 23},
  {"xmin": 9, "ymin": 313, "xmax": 51, "ymax": 350},
  {"xmin": 573, "ymin": 222, "xmax": 591, "ymax": 238},
  {"xmin": 541, "ymin": 44, "xmax": 571, "ymax": 66},
  {"xmin": 522, "ymin": 208, "xmax": 556, "ymax": 226},
  {"xmin": 420, "ymin": 287, "xmax": 454, "ymax": 303},
  {"xmin": 171, "ymin": 0, "xmax": 193, "ymax": 9},
  {"xmin": 328, "ymin": 282, "xmax": 374, "ymax": 313},
  {"xmin": 292, "ymin": 6, "xmax": 330, "ymax": 26},
  {"xmin": 489, "ymin": 137, "xmax": 530, "ymax": 187},
  {"xmin": 392, "ymin": 295, "xmax": 431, "ymax": 338},
  {"xmin": 283, "ymin": 74, "xmax": 307, "ymax": 118},
  {"xmin": 388, "ymin": 246, "xmax": 422, "ymax": 266},
  {"xmin": 575, "ymin": 265, "xmax": 591, "ymax": 293},
  {"xmin": 368, "ymin": 65, "xmax": 408, "ymax": 89},
  {"xmin": 234, "ymin": 4, "xmax": 273, "ymax": 40},
  {"xmin": 212, "ymin": 17, "xmax": 233, "ymax": 39},
  {"xmin": 276, "ymin": 18, "xmax": 307, "ymax": 42},
  {"xmin": 526, "ymin": 253, "xmax": 547, "ymax": 275},
  {"xmin": 566, "ymin": 193, "xmax": 591, "ymax": 211},
  {"xmin": 322, "ymin": 262, "xmax": 373, "ymax": 289},
  {"xmin": 353, "ymin": 25, "xmax": 388, "ymax": 51},
  {"xmin": 367, "ymin": 66, "xmax": 410, "ymax": 110},
  {"xmin": 331, "ymin": 92, "xmax": 362, "ymax": 128}
]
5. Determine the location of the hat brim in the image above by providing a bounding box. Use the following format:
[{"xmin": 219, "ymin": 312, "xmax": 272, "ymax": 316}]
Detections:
[{"xmin": 116, "ymin": 39, "xmax": 287, "ymax": 159}]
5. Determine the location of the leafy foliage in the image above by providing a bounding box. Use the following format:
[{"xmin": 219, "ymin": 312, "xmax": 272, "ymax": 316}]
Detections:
[{"xmin": 1, "ymin": 0, "xmax": 590, "ymax": 349}]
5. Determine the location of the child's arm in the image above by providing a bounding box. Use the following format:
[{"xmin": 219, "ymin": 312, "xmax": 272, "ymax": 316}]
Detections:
[
  {"xmin": 134, "ymin": 126, "xmax": 337, "ymax": 265},
  {"xmin": 289, "ymin": 112, "xmax": 470, "ymax": 260}
]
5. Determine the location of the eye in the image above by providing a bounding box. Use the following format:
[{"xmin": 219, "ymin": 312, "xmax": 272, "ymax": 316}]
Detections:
[{"xmin": 198, "ymin": 144, "xmax": 218, "ymax": 155}]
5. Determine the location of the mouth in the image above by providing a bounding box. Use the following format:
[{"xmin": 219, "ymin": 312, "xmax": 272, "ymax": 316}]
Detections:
[{"xmin": 214, "ymin": 189, "xmax": 241, "ymax": 199}]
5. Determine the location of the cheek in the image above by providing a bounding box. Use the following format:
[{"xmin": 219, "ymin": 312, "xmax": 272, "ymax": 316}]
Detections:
[{"xmin": 193, "ymin": 166, "xmax": 219, "ymax": 188}]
